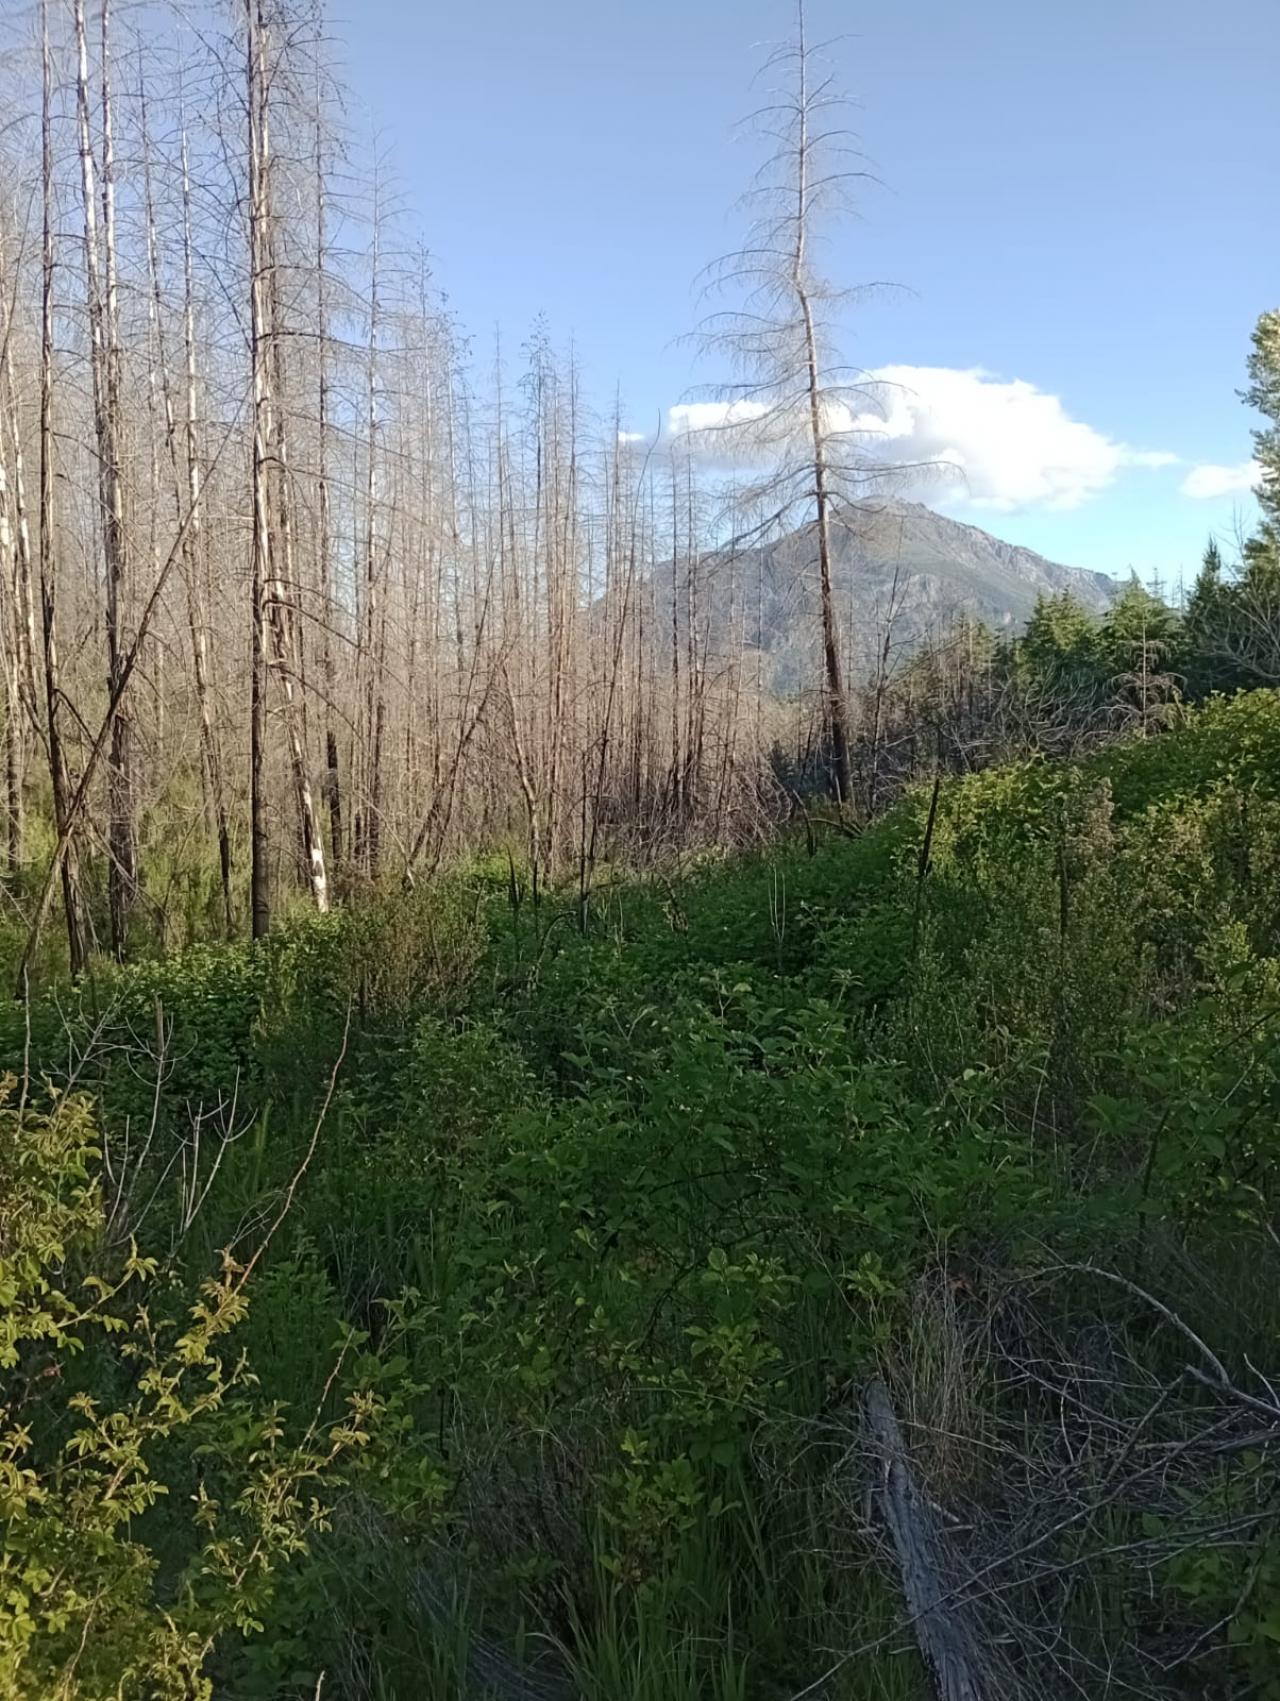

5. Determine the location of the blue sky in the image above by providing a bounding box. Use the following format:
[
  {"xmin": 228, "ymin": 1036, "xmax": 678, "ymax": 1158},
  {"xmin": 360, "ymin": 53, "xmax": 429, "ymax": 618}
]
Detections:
[{"xmin": 339, "ymin": 0, "xmax": 1276, "ymax": 584}]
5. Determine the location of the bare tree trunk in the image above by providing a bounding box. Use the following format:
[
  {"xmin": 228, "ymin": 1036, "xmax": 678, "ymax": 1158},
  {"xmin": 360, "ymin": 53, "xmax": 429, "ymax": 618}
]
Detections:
[
  {"xmin": 75, "ymin": 0, "xmax": 136, "ymax": 957},
  {"xmin": 0, "ymin": 221, "xmax": 38, "ymax": 741},
  {"xmin": 544, "ymin": 376, "xmax": 577, "ymax": 878},
  {"xmin": 177, "ymin": 114, "xmax": 234, "ymax": 934},
  {"xmin": 0, "ymin": 224, "xmax": 25, "ymax": 869},
  {"xmin": 314, "ymin": 99, "xmax": 343, "ymax": 878},
  {"xmin": 141, "ymin": 65, "xmax": 227, "ymax": 933},
  {"xmin": 38, "ymin": 0, "xmax": 86, "ymax": 978},
  {"xmin": 0, "ymin": 452, "xmax": 22, "ymax": 869},
  {"xmin": 668, "ymin": 452, "xmax": 682, "ymax": 823},
  {"xmin": 247, "ymin": 0, "xmax": 272, "ymax": 938},
  {"xmin": 863, "ymin": 1378, "xmax": 990, "ymax": 1701},
  {"xmin": 356, "ymin": 188, "xmax": 385, "ymax": 878},
  {"xmin": 265, "ymin": 207, "xmax": 328, "ymax": 913},
  {"xmin": 792, "ymin": 7, "xmax": 851, "ymax": 805}
]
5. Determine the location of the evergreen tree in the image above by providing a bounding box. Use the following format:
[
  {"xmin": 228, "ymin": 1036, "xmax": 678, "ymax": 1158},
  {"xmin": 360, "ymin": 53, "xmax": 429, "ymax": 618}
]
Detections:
[
  {"xmin": 1101, "ymin": 577, "xmax": 1178, "ymax": 667},
  {"xmin": 1240, "ymin": 308, "xmax": 1280, "ymax": 579},
  {"xmin": 1021, "ymin": 591, "xmax": 1104, "ymax": 676},
  {"xmin": 1245, "ymin": 308, "xmax": 1280, "ymax": 527},
  {"xmin": 1182, "ymin": 538, "xmax": 1237, "ymax": 696},
  {"xmin": 1100, "ymin": 577, "xmax": 1181, "ymax": 731}
]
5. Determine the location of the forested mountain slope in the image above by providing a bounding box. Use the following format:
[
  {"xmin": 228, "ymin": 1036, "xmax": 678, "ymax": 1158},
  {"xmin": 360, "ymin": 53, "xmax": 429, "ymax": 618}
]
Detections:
[{"xmin": 656, "ymin": 501, "xmax": 1117, "ymax": 691}]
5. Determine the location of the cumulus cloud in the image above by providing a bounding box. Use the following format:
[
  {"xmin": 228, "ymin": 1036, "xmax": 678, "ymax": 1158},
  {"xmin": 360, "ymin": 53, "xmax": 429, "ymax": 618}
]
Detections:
[
  {"xmin": 665, "ymin": 368, "xmax": 1176, "ymax": 512},
  {"xmin": 616, "ymin": 430, "xmax": 649, "ymax": 445},
  {"xmin": 855, "ymin": 366, "xmax": 1175, "ymax": 512},
  {"xmin": 668, "ymin": 396, "xmax": 861, "ymax": 465},
  {"xmin": 1180, "ymin": 459, "xmax": 1262, "ymax": 500},
  {"xmin": 668, "ymin": 400, "xmax": 770, "ymax": 436}
]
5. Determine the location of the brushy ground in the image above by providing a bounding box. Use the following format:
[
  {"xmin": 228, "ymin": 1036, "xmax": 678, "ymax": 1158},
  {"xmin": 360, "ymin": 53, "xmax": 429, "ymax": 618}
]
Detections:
[{"xmin": 8, "ymin": 691, "xmax": 1280, "ymax": 1699}]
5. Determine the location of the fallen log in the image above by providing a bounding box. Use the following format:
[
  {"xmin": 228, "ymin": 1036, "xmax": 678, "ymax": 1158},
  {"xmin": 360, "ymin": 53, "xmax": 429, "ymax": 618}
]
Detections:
[{"xmin": 863, "ymin": 1376, "xmax": 990, "ymax": 1701}]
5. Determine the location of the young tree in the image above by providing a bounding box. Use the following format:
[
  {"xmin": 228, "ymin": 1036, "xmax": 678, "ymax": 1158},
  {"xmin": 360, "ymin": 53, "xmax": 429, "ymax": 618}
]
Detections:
[
  {"xmin": 1101, "ymin": 576, "xmax": 1180, "ymax": 733},
  {"xmin": 1182, "ymin": 538, "xmax": 1235, "ymax": 696}
]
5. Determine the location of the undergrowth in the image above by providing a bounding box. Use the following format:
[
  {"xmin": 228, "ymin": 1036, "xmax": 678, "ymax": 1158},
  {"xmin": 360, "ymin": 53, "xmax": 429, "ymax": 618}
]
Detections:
[{"xmin": 7, "ymin": 692, "xmax": 1280, "ymax": 1697}]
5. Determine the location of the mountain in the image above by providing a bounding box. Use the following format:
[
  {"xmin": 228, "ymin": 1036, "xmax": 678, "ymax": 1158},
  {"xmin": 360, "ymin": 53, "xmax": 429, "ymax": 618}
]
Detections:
[{"xmin": 666, "ymin": 501, "xmax": 1117, "ymax": 694}]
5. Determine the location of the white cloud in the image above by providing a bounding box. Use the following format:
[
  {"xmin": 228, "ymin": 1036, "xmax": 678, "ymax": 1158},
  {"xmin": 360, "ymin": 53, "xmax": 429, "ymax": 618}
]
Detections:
[
  {"xmin": 616, "ymin": 430, "xmax": 649, "ymax": 445},
  {"xmin": 666, "ymin": 368, "xmax": 1176, "ymax": 512},
  {"xmin": 669, "ymin": 400, "xmax": 770, "ymax": 436},
  {"xmin": 857, "ymin": 366, "xmax": 1175, "ymax": 512},
  {"xmin": 668, "ymin": 396, "xmax": 863, "ymax": 467},
  {"xmin": 1180, "ymin": 459, "xmax": 1262, "ymax": 500}
]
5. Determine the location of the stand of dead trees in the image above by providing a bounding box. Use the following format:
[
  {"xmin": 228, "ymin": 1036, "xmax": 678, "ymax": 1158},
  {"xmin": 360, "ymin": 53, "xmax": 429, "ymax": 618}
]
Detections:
[
  {"xmin": 0, "ymin": 0, "xmax": 824, "ymax": 980},
  {"xmin": 0, "ymin": 0, "xmax": 1260, "ymax": 985}
]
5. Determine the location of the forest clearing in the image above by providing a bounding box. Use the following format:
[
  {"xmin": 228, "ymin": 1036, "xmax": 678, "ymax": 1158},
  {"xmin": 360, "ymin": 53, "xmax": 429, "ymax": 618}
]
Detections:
[{"xmin": 1, "ymin": 0, "xmax": 1279, "ymax": 1695}]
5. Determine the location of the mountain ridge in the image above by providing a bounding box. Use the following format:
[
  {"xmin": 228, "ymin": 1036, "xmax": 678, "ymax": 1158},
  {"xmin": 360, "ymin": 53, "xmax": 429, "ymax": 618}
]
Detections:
[{"xmin": 669, "ymin": 500, "xmax": 1117, "ymax": 693}]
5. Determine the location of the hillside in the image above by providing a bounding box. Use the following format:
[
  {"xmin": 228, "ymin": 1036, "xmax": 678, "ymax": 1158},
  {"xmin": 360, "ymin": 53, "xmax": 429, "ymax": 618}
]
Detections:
[
  {"xmin": 663, "ymin": 501, "xmax": 1117, "ymax": 692},
  {"xmin": 11, "ymin": 692, "xmax": 1280, "ymax": 1699}
]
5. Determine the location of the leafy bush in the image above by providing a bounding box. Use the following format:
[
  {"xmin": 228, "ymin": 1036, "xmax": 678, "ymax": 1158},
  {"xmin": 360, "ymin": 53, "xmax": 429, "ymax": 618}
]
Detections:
[{"xmin": 0, "ymin": 1082, "xmax": 376, "ymax": 1701}]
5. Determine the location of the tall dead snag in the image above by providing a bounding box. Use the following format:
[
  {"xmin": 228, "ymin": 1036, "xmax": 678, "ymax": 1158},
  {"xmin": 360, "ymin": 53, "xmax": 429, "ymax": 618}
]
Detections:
[
  {"xmin": 542, "ymin": 353, "xmax": 578, "ymax": 880},
  {"xmin": 312, "ymin": 85, "xmax": 343, "ymax": 877},
  {"xmin": 245, "ymin": 0, "xmax": 329, "ymax": 932},
  {"xmin": 792, "ymin": 8, "xmax": 851, "ymax": 803},
  {"xmin": 0, "ymin": 422, "xmax": 21, "ymax": 871},
  {"xmin": 0, "ymin": 216, "xmax": 25, "ymax": 869},
  {"xmin": 1, "ymin": 207, "xmax": 35, "ymax": 876},
  {"xmin": 176, "ymin": 109, "xmax": 233, "ymax": 933},
  {"xmin": 692, "ymin": 0, "xmax": 903, "ymax": 805},
  {"xmin": 38, "ymin": 0, "xmax": 86, "ymax": 977},
  {"xmin": 74, "ymin": 0, "xmax": 135, "ymax": 957},
  {"xmin": 0, "ymin": 322, "xmax": 38, "ymax": 746},
  {"xmin": 139, "ymin": 63, "xmax": 233, "ymax": 935},
  {"xmin": 246, "ymin": 0, "xmax": 272, "ymax": 937},
  {"xmin": 264, "ymin": 204, "xmax": 329, "ymax": 915},
  {"xmin": 667, "ymin": 449, "xmax": 683, "ymax": 825},
  {"xmin": 354, "ymin": 183, "xmax": 385, "ymax": 878}
]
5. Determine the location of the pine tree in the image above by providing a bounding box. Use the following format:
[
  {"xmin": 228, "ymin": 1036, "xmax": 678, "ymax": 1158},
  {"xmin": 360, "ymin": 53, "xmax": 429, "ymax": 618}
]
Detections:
[
  {"xmin": 1245, "ymin": 309, "xmax": 1280, "ymax": 528},
  {"xmin": 1101, "ymin": 578, "xmax": 1180, "ymax": 733},
  {"xmin": 1182, "ymin": 538, "xmax": 1235, "ymax": 696},
  {"xmin": 1021, "ymin": 591, "xmax": 1103, "ymax": 676},
  {"xmin": 1102, "ymin": 577, "xmax": 1179, "ymax": 669}
]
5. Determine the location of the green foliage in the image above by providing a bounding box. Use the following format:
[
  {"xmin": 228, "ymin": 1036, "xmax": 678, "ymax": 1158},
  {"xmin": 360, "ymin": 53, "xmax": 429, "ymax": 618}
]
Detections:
[
  {"xmin": 0, "ymin": 1086, "xmax": 376, "ymax": 1701},
  {"xmin": 1246, "ymin": 305, "xmax": 1280, "ymax": 525},
  {"xmin": 1022, "ymin": 590, "xmax": 1104, "ymax": 677},
  {"xmin": 14, "ymin": 693, "xmax": 1280, "ymax": 1695}
]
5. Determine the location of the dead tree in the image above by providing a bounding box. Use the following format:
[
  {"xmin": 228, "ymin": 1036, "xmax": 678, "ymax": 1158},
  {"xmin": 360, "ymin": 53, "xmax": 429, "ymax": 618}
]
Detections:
[
  {"xmin": 244, "ymin": 0, "xmax": 328, "ymax": 932},
  {"xmin": 178, "ymin": 108, "xmax": 234, "ymax": 933},
  {"xmin": 863, "ymin": 1377, "xmax": 991, "ymax": 1701},
  {"xmin": 74, "ymin": 0, "xmax": 136, "ymax": 958},
  {"xmin": 691, "ymin": 0, "xmax": 912, "ymax": 805},
  {"xmin": 38, "ymin": 0, "xmax": 86, "ymax": 977}
]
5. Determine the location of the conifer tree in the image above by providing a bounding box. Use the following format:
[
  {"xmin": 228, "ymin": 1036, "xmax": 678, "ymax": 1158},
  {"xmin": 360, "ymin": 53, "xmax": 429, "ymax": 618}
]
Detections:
[{"xmin": 1245, "ymin": 308, "xmax": 1280, "ymax": 528}]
